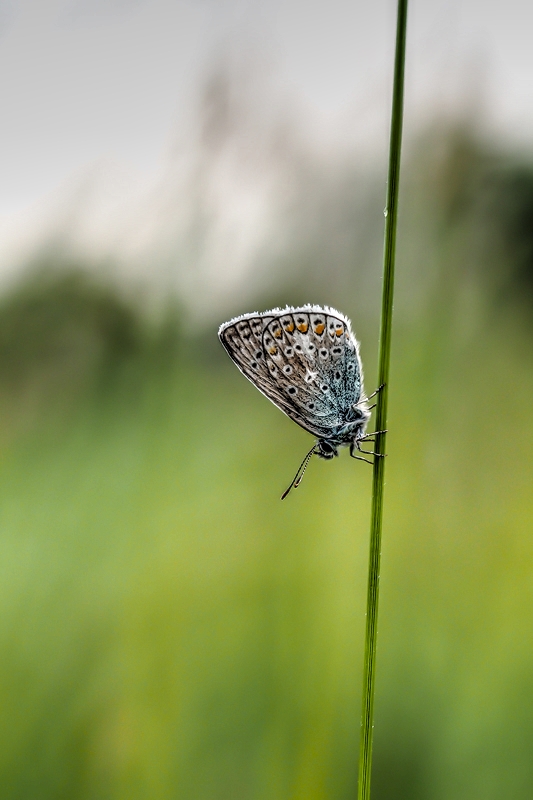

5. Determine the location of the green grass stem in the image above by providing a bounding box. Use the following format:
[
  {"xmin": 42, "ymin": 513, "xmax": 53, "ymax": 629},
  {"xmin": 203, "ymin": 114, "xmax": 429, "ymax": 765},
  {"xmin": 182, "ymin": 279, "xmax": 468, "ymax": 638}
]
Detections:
[{"xmin": 357, "ymin": 1, "xmax": 408, "ymax": 798}]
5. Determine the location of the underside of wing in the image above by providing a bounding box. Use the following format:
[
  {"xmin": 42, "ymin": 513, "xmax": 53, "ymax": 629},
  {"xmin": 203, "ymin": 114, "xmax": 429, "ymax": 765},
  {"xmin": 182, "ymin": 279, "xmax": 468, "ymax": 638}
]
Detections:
[
  {"xmin": 219, "ymin": 306, "xmax": 365, "ymax": 438},
  {"xmin": 218, "ymin": 312, "xmax": 324, "ymax": 436}
]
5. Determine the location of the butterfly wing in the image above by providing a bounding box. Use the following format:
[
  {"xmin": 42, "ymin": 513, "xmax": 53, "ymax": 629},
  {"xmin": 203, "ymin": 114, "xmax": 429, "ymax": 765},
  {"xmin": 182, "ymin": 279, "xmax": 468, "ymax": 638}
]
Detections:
[
  {"xmin": 219, "ymin": 306, "xmax": 365, "ymax": 438},
  {"xmin": 218, "ymin": 311, "xmax": 327, "ymax": 437},
  {"xmin": 307, "ymin": 308, "xmax": 364, "ymax": 417}
]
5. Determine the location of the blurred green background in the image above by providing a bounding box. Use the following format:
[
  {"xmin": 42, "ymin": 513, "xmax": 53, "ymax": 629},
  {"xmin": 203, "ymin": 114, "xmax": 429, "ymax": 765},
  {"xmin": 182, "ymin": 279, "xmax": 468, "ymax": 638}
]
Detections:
[{"xmin": 0, "ymin": 109, "xmax": 532, "ymax": 800}]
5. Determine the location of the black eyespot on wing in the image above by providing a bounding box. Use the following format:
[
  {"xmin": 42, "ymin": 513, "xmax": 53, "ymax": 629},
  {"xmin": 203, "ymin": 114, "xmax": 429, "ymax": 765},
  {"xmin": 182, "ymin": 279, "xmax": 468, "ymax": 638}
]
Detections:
[
  {"xmin": 335, "ymin": 371, "xmax": 341, "ymax": 379},
  {"xmin": 282, "ymin": 317, "xmax": 294, "ymax": 329},
  {"xmin": 287, "ymin": 386, "xmax": 297, "ymax": 395},
  {"xmin": 312, "ymin": 317, "xmax": 326, "ymax": 336},
  {"xmin": 332, "ymin": 346, "xmax": 342, "ymax": 355}
]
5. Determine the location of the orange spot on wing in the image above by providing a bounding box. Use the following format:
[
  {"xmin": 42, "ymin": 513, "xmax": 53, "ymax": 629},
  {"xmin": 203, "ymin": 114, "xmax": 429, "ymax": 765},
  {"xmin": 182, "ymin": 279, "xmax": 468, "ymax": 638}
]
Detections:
[
  {"xmin": 284, "ymin": 321, "xmax": 295, "ymax": 332},
  {"xmin": 274, "ymin": 329, "xmax": 282, "ymax": 338},
  {"xmin": 314, "ymin": 323, "xmax": 325, "ymax": 335},
  {"xmin": 297, "ymin": 323, "xmax": 308, "ymax": 333},
  {"xmin": 268, "ymin": 346, "xmax": 278, "ymax": 355},
  {"xmin": 335, "ymin": 328, "xmax": 344, "ymax": 336}
]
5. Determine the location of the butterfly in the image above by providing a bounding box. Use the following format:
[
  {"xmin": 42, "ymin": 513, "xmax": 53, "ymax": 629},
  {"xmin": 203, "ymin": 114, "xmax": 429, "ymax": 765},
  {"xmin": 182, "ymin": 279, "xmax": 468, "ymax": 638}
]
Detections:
[{"xmin": 218, "ymin": 305, "xmax": 384, "ymax": 498}]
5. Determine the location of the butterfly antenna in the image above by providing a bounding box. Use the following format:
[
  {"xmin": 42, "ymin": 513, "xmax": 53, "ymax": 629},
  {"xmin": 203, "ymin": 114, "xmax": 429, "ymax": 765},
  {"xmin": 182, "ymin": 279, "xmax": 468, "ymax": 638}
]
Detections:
[{"xmin": 281, "ymin": 444, "xmax": 317, "ymax": 500}]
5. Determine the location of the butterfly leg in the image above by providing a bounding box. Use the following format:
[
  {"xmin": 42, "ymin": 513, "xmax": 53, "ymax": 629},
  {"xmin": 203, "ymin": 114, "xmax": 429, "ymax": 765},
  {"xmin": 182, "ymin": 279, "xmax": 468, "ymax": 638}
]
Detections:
[
  {"xmin": 349, "ymin": 442, "xmax": 373, "ymax": 464},
  {"xmin": 351, "ymin": 440, "xmax": 387, "ymax": 459},
  {"xmin": 351, "ymin": 453, "xmax": 374, "ymax": 465},
  {"xmin": 359, "ymin": 429, "xmax": 388, "ymax": 441},
  {"xmin": 360, "ymin": 383, "xmax": 386, "ymax": 403}
]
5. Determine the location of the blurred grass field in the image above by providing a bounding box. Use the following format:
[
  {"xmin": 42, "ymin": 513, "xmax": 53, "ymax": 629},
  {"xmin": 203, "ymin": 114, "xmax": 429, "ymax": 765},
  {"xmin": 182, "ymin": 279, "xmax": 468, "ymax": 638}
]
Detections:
[{"xmin": 0, "ymin": 126, "xmax": 533, "ymax": 799}]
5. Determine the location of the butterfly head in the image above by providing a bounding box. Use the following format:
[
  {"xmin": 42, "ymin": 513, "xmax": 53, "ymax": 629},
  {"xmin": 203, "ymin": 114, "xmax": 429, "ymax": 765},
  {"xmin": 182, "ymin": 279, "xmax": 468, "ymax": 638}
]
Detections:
[{"xmin": 316, "ymin": 440, "xmax": 338, "ymax": 459}]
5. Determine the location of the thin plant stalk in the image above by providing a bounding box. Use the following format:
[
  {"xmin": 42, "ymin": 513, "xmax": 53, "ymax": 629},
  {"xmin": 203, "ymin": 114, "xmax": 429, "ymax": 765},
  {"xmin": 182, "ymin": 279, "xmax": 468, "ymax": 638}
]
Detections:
[{"xmin": 357, "ymin": 1, "xmax": 408, "ymax": 798}]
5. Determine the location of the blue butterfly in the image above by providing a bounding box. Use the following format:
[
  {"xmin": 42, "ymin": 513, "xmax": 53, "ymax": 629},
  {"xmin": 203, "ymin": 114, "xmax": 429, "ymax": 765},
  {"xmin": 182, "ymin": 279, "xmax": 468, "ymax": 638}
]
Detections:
[{"xmin": 218, "ymin": 305, "xmax": 384, "ymax": 498}]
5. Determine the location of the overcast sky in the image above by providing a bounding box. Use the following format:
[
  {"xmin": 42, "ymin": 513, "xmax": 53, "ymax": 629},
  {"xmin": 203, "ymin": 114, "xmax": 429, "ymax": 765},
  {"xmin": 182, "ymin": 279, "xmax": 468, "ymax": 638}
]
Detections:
[{"xmin": 1, "ymin": 0, "xmax": 533, "ymax": 268}]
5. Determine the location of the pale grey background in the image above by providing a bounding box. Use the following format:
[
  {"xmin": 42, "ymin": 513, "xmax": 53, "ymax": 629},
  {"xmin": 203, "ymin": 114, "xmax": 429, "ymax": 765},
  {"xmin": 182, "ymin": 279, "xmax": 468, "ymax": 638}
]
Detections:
[{"xmin": 1, "ymin": 0, "xmax": 532, "ymax": 290}]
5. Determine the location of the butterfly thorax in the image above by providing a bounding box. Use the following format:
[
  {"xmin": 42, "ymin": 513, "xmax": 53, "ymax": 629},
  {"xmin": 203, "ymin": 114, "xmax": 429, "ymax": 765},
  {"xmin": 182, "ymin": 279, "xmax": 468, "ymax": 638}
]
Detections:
[{"xmin": 316, "ymin": 409, "xmax": 371, "ymax": 459}]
